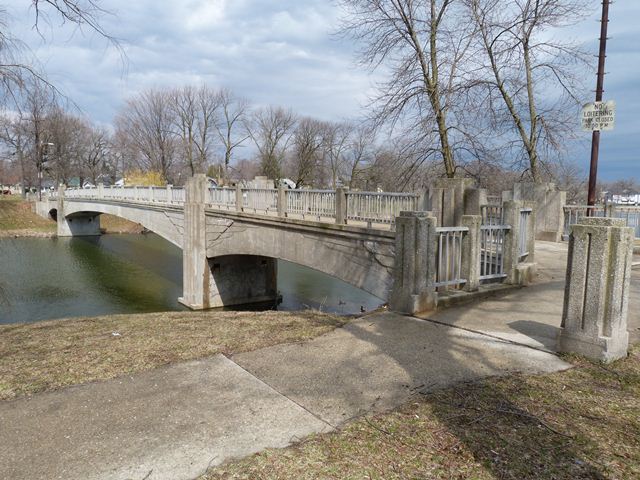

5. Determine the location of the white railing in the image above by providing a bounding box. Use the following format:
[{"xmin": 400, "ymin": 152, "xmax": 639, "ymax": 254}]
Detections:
[
  {"xmin": 286, "ymin": 190, "xmax": 336, "ymax": 220},
  {"xmin": 434, "ymin": 226, "xmax": 467, "ymax": 289},
  {"xmin": 563, "ymin": 205, "xmax": 605, "ymax": 237},
  {"xmin": 242, "ymin": 188, "xmax": 278, "ymax": 214},
  {"xmin": 519, "ymin": 208, "xmax": 532, "ymax": 259},
  {"xmin": 170, "ymin": 187, "xmax": 185, "ymax": 204},
  {"xmin": 152, "ymin": 186, "xmax": 168, "ymax": 203},
  {"xmin": 480, "ymin": 225, "xmax": 509, "ymax": 281},
  {"xmin": 208, "ymin": 187, "xmax": 236, "ymax": 210},
  {"xmin": 346, "ymin": 192, "xmax": 420, "ymax": 226},
  {"xmin": 614, "ymin": 207, "xmax": 640, "ymax": 239}
]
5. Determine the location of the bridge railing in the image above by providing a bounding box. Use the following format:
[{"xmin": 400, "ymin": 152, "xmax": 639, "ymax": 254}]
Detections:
[
  {"xmin": 434, "ymin": 226, "xmax": 467, "ymax": 289},
  {"xmin": 480, "ymin": 224, "xmax": 510, "ymax": 282},
  {"xmin": 564, "ymin": 204, "xmax": 640, "ymax": 239},
  {"xmin": 285, "ymin": 189, "xmax": 336, "ymax": 220},
  {"xmin": 60, "ymin": 184, "xmax": 423, "ymax": 231},
  {"xmin": 345, "ymin": 191, "xmax": 421, "ymax": 227}
]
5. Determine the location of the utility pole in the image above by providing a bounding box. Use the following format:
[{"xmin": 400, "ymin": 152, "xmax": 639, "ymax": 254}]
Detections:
[{"xmin": 587, "ymin": 0, "xmax": 611, "ymax": 210}]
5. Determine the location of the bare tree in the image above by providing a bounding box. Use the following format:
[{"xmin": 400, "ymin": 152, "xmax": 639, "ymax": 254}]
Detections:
[
  {"xmin": 321, "ymin": 121, "xmax": 353, "ymax": 189},
  {"xmin": 170, "ymin": 85, "xmax": 219, "ymax": 176},
  {"xmin": 344, "ymin": 125, "xmax": 374, "ymax": 189},
  {"xmin": 289, "ymin": 117, "xmax": 324, "ymax": 188},
  {"xmin": 245, "ymin": 106, "xmax": 297, "ymax": 182},
  {"xmin": 338, "ymin": 0, "xmax": 477, "ymax": 178},
  {"xmin": 215, "ymin": 88, "xmax": 249, "ymax": 183},
  {"xmin": 466, "ymin": 0, "xmax": 591, "ymax": 182},
  {"xmin": 116, "ymin": 89, "xmax": 177, "ymax": 182}
]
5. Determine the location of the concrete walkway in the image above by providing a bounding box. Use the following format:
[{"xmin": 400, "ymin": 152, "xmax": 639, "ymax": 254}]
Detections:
[
  {"xmin": 3, "ymin": 240, "xmax": 637, "ymax": 480},
  {"xmin": 429, "ymin": 241, "xmax": 640, "ymax": 350},
  {"xmin": 0, "ymin": 315, "xmax": 570, "ymax": 480}
]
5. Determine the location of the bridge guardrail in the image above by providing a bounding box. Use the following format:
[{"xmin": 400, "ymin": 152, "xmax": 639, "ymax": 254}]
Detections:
[{"xmin": 562, "ymin": 204, "xmax": 640, "ymax": 239}]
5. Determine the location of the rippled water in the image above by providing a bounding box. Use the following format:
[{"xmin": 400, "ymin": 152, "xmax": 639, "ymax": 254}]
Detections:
[{"xmin": 0, "ymin": 234, "xmax": 382, "ymax": 324}]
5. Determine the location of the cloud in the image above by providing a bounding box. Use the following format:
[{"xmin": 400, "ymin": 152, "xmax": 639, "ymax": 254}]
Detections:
[{"xmin": 2, "ymin": 0, "xmax": 638, "ymax": 180}]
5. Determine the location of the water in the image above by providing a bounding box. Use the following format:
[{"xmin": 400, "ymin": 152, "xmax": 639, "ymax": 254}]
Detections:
[{"xmin": 0, "ymin": 234, "xmax": 382, "ymax": 324}]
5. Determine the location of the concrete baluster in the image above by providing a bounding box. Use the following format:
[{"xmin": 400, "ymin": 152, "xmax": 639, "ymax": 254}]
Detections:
[
  {"xmin": 149, "ymin": 186, "xmax": 154, "ymax": 203},
  {"xmin": 166, "ymin": 184, "xmax": 172, "ymax": 204}
]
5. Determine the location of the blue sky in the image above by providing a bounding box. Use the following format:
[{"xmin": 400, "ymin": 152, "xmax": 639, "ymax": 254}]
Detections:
[{"xmin": 5, "ymin": 0, "xmax": 639, "ymax": 181}]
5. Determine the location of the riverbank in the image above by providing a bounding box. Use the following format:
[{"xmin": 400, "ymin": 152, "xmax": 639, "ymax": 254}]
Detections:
[
  {"xmin": 0, "ymin": 197, "xmax": 144, "ymax": 236},
  {"xmin": 0, "ymin": 197, "xmax": 56, "ymax": 237},
  {"xmin": 0, "ymin": 310, "xmax": 347, "ymax": 401}
]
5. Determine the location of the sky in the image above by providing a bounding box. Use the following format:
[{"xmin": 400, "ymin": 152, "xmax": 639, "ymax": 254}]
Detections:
[{"xmin": 4, "ymin": 0, "xmax": 639, "ymax": 181}]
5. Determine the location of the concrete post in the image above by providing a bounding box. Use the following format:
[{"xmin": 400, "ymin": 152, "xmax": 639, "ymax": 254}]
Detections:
[
  {"xmin": 277, "ymin": 186, "xmax": 286, "ymax": 217},
  {"xmin": 235, "ymin": 185, "xmax": 243, "ymax": 212},
  {"xmin": 335, "ymin": 187, "xmax": 347, "ymax": 225},
  {"xmin": 513, "ymin": 182, "xmax": 566, "ymax": 242},
  {"xmin": 133, "ymin": 185, "xmax": 138, "ymax": 201},
  {"xmin": 97, "ymin": 183, "xmax": 104, "ymax": 200},
  {"xmin": 557, "ymin": 217, "xmax": 633, "ymax": 362},
  {"xmin": 428, "ymin": 187, "xmax": 456, "ymax": 227},
  {"xmin": 523, "ymin": 201, "xmax": 536, "ymax": 264},
  {"xmin": 434, "ymin": 178, "xmax": 474, "ymax": 226},
  {"xmin": 461, "ymin": 215, "xmax": 481, "ymax": 292},
  {"xmin": 179, "ymin": 174, "xmax": 209, "ymax": 310},
  {"xmin": 149, "ymin": 186, "xmax": 154, "ymax": 203},
  {"xmin": 464, "ymin": 189, "xmax": 487, "ymax": 216},
  {"xmin": 389, "ymin": 211, "xmax": 437, "ymax": 314},
  {"xmin": 166, "ymin": 185, "xmax": 173, "ymax": 204},
  {"xmin": 502, "ymin": 200, "xmax": 521, "ymax": 285},
  {"xmin": 605, "ymin": 202, "xmax": 616, "ymax": 218}
]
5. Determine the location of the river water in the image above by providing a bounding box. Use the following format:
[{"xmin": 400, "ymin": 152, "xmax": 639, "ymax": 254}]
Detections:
[{"xmin": 0, "ymin": 234, "xmax": 382, "ymax": 325}]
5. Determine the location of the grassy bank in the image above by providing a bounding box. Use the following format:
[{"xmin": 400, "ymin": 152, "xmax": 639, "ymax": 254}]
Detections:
[
  {"xmin": 0, "ymin": 197, "xmax": 55, "ymax": 236},
  {"xmin": 0, "ymin": 197, "xmax": 143, "ymax": 236},
  {"xmin": 0, "ymin": 310, "xmax": 347, "ymax": 401},
  {"xmin": 202, "ymin": 348, "xmax": 640, "ymax": 480}
]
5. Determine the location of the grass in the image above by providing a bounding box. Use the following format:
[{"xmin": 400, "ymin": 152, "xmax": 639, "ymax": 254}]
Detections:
[
  {"xmin": 0, "ymin": 310, "xmax": 347, "ymax": 401},
  {"xmin": 202, "ymin": 347, "xmax": 640, "ymax": 480},
  {"xmin": 0, "ymin": 197, "xmax": 55, "ymax": 235}
]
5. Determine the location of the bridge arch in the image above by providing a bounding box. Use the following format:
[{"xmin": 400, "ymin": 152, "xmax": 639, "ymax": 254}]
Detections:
[
  {"xmin": 61, "ymin": 200, "xmax": 185, "ymax": 248},
  {"xmin": 204, "ymin": 213, "xmax": 395, "ymax": 300}
]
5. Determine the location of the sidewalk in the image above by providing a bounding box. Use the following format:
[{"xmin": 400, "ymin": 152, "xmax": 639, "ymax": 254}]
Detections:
[
  {"xmin": 0, "ymin": 315, "xmax": 569, "ymax": 480},
  {"xmin": 429, "ymin": 241, "xmax": 640, "ymax": 349}
]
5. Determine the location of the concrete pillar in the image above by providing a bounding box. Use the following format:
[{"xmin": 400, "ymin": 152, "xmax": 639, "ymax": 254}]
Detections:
[
  {"xmin": 428, "ymin": 187, "xmax": 456, "ymax": 227},
  {"xmin": 235, "ymin": 184, "xmax": 243, "ymax": 212},
  {"xmin": 166, "ymin": 184, "xmax": 172, "ymax": 204},
  {"xmin": 557, "ymin": 217, "xmax": 633, "ymax": 362},
  {"xmin": 277, "ymin": 186, "xmax": 286, "ymax": 217},
  {"xmin": 461, "ymin": 215, "xmax": 481, "ymax": 292},
  {"xmin": 434, "ymin": 178, "xmax": 474, "ymax": 226},
  {"xmin": 389, "ymin": 211, "xmax": 437, "ymax": 314},
  {"xmin": 149, "ymin": 186, "xmax": 154, "ymax": 202},
  {"xmin": 464, "ymin": 188, "xmax": 487, "ymax": 216},
  {"xmin": 514, "ymin": 182, "xmax": 566, "ymax": 242},
  {"xmin": 178, "ymin": 174, "xmax": 209, "ymax": 309},
  {"xmin": 502, "ymin": 200, "xmax": 521, "ymax": 285},
  {"xmin": 335, "ymin": 187, "xmax": 347, "ymax": 225},
  {"xmin": 97, "ymin": 183, "xmax": 104, "ymax": 199}
]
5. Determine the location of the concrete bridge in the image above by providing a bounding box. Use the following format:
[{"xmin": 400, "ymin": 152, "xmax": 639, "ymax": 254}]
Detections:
[{"xmin": 37, "ymin": 175, "xmax": 535, "ymax": 313}]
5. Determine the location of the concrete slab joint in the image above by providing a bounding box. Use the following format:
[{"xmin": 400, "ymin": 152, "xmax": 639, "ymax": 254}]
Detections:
[{"xmin": 557, "ymin": 217, "xmax": 633, "ymax": 362}]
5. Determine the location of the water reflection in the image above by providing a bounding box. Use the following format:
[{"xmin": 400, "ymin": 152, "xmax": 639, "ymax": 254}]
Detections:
[{"xmin": 0, "ymin": 234, "xmax": 381, "ymax": 324}]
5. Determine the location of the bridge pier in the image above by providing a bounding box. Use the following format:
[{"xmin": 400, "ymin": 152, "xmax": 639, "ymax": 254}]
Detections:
[
  {"xmin": 56, "ymin": 186, "xmax": 101, "ymax": 237},
  {"xmin": 179, "ymin": 175, "xmax": 279, "ymax": 310}
]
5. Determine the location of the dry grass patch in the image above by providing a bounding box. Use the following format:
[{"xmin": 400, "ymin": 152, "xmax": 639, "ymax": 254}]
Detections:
[
  {"xmin": 0, "ymin": 198, "xmax": 55, "ymax": 235},
  {"xmin": 0, "ymin": 310, "xmax": 347, "ymax": 400},
  {"xmin": 203, "ymin": 347, "xmax": 640, "ymax": 480}
]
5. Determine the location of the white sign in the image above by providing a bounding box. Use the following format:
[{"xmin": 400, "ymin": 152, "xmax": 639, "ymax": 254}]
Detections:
[{"xmin": 581, "ymin": 100, "xmax": 615, "ymax": 132}]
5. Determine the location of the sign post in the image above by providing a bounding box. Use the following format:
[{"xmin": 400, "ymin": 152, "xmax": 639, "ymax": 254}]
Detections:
[{"xmin": 586, "ymin": 0, "xmax": 612, "ymax": 211}]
